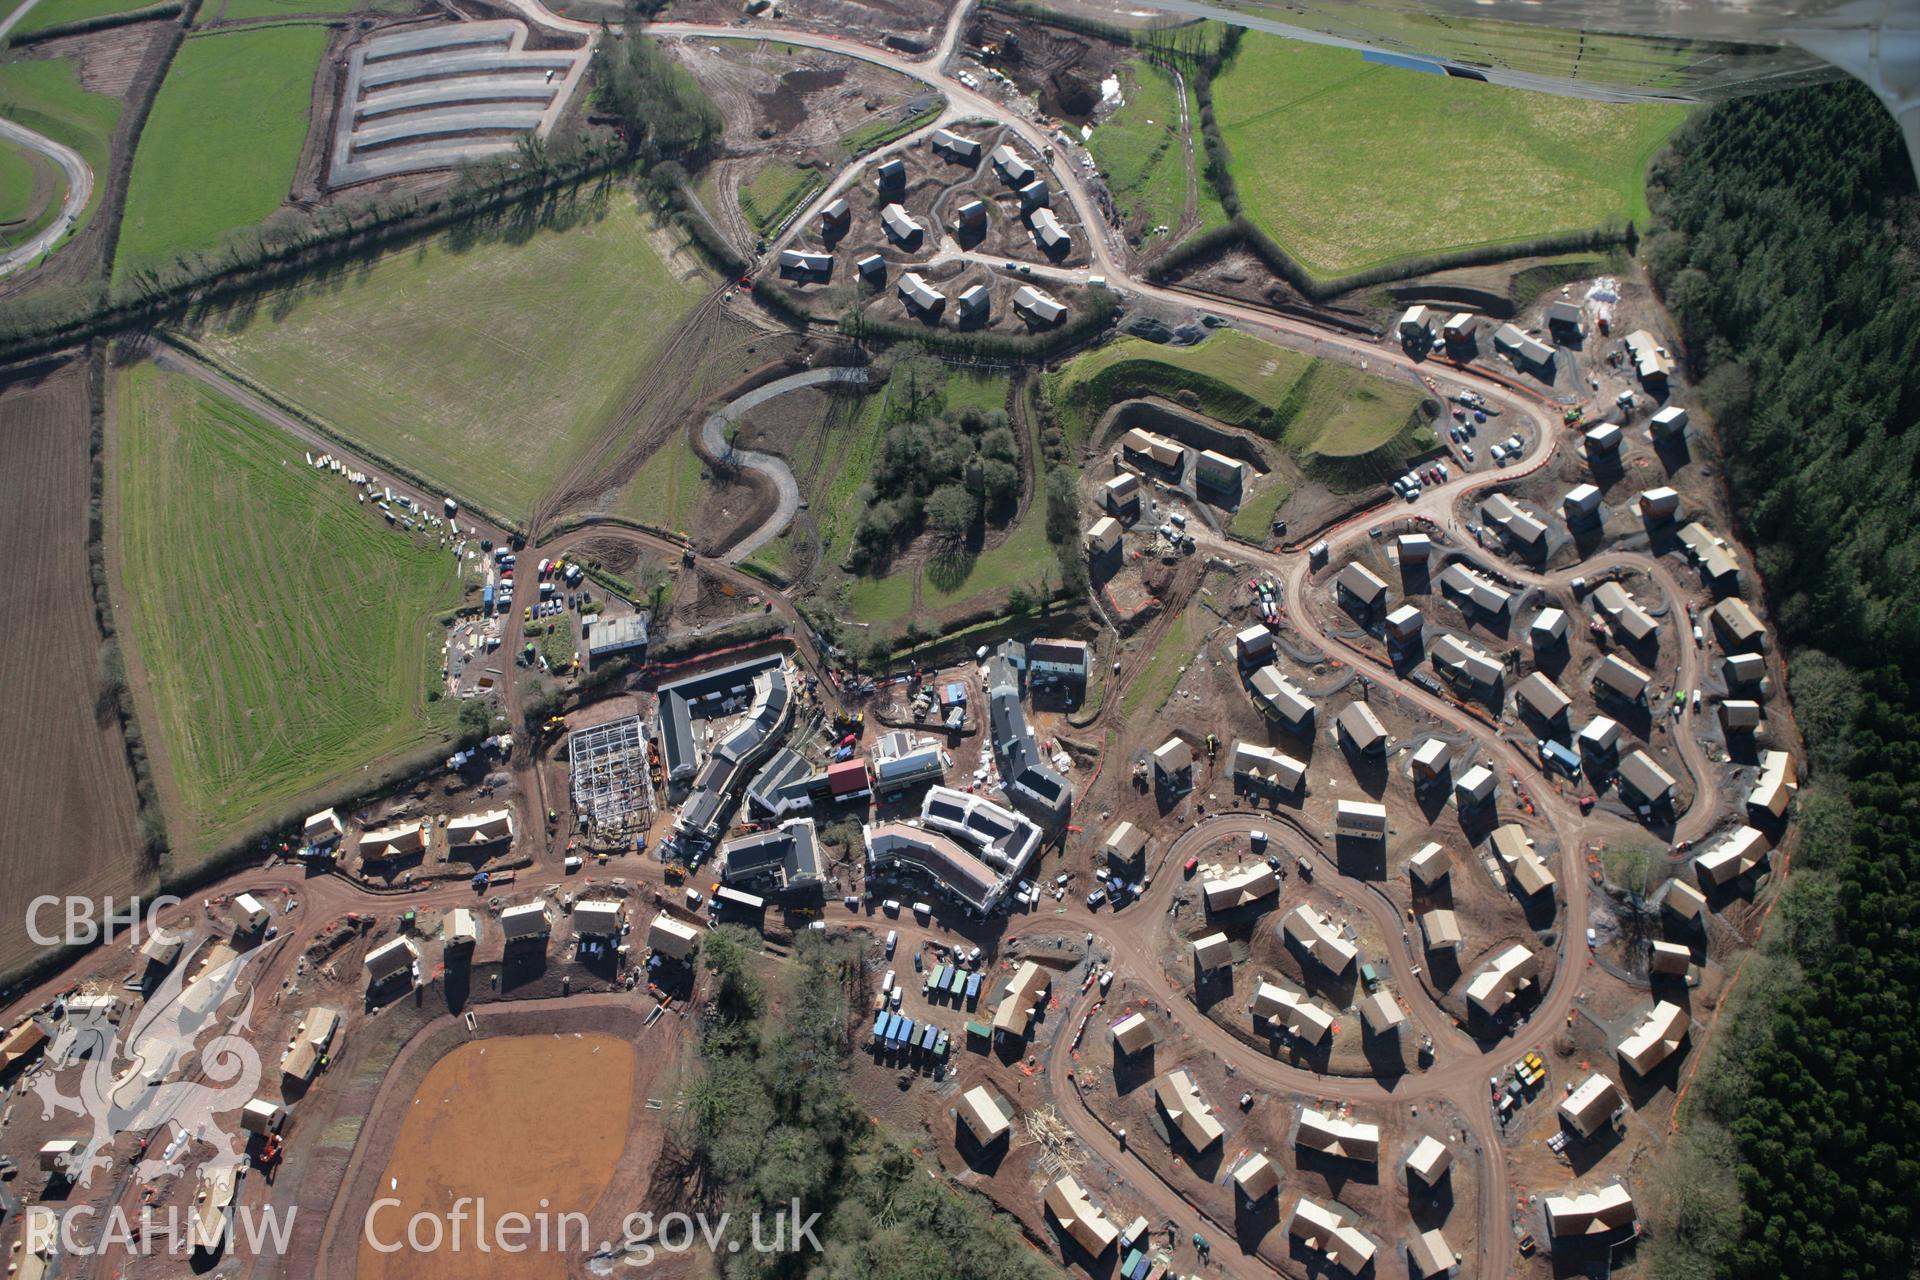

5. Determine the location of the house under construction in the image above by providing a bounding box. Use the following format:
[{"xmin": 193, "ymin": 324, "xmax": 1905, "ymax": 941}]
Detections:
[{"xmin": 568, "ymin": 715, "xmax": 656, "ymax": 838}]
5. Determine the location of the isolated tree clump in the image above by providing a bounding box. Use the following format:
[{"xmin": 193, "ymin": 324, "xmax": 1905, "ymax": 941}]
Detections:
[{"xmin": 847, "ymin": 404, "xmax": 1018, "ymax": 572}]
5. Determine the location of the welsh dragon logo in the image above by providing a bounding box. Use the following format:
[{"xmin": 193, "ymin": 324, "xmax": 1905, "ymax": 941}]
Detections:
[{"xmin": 32, "ymin": 939, "xmax": 270, "ymax": 1187}]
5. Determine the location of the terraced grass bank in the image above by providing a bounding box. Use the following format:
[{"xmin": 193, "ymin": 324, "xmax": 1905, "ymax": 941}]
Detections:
[
  {"xmin": 114, "ymin": 23, "xmax": 331, "ymax": 283},
  {"xmin": 1047, "ymin": 328, "xmax": 1432, "ymax": 487},
  {"xmin": 112, "ymin": 364, "xmax": 464, "ymax": 859},
  {"xmin": 837, "ymin": 99, "xmax": 943, "ymax": 156},
  {"xmin": 1210, "ymin": 34, "xmax": 1686, "ymax": 277},
  {"xmin": 199, "ymin": 198, "xmax": 710, "ymax": 523},
  {"xmin": 739, "ymin": 158, "xmax": 822, "ymax": 236}
]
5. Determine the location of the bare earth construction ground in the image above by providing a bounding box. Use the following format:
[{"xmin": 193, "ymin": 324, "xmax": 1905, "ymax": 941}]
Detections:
[{"xmin": 355, "ymin": 1032, "xmax": 637, "ymax": 1280}]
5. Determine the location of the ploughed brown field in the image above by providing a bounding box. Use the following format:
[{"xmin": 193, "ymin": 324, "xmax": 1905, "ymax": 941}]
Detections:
[{"xmin": 0, "ymin": 358, "xmax": 145, "ymax": 981}]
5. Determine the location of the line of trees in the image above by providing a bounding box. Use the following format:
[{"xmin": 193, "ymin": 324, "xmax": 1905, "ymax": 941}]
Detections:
[
  {"xmin": 1031, "ymin": 379, "xmax": 1088, "ymax": 601},
  {"xmin": 79, "ymin": 345, "xmax": 168, "ymax": 870},
  {"xmin": 594, "ymin": 21, "xmax": 721, "ymax": 166},
  {"xmin": 1636, "ymin": 80, "xmax": 1920, "ymax": 1280}
]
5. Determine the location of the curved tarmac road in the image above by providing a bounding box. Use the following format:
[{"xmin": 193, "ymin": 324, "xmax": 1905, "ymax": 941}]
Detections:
[
  {"xmin": 0, "ymin": 116, "xmax": 92, "ymax": 279},
  {"xmin": 696, "ymin": 364, "xmax": 870, "ymax": 563}
]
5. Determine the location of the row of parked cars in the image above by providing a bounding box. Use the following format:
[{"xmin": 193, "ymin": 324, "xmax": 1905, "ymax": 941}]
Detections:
[
  {"xmin": 1393, "ymin": 460, "xmax": 1449, "ymax": 501},
  {"xmin": 1088, "ymin": 866, "xmax": 1146, "ymax": 910},
  {"xmin": 1488, "ymin": 432, "xmax": 1528, "ymax": 464}
]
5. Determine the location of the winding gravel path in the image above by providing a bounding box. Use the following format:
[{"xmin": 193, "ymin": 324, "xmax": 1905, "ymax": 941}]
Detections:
[{"xmin": 699, "ymin": 364, "xmax": 869, "ymax": 563}]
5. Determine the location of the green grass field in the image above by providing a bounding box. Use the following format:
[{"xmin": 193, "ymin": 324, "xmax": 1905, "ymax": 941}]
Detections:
[
  {"xmin": 0, "ymin": 139, "xmax": 42, "ymax": 225},
  {"xmin": 1120, "ymin": 607, "xmax": 1194, "ymax": 721},
  {"xmin": 809, "ymin": 391, "xmax": 889, "ymax": 568},
  {"xmin": 1210, "ymin": 0, "xmax": 1697, "ymax": 88},
  {"xmin": 1211, "ymin": 34, "xmax": 1687, "ymax": 276},
  {"xmin": 739, "ymin": 159, "xmax": 822, "ymax": 236},
  {"xmin": 942, "ymin": 374, "xmax": 1010, "ymax": 416},
  {"xmin": 838, "ymin": 100, "xmax": 943, "ymax": 157},
  {"xmin": 113, "ymin": 24, "xmax": 329, "ymax": 284},
  {"xmin": 1047, "ymin": 329, "xmax": 1430, "ymax": 488},
  {"xmin": 201, "ymin": 198, "xmax": 710, "ymax": 523},
  {"xmin": 788, "ymin": 372, "xmax": 1036, "ymax": 629},
  {"xmin": 114, "ymin": 364, "xmax": 463, "ymax": 858},
  {"xmin": 0, "ymin": 55, "xmax": 122, "ymax": 249},
  {"xmin": 919, "ymin": 495, "xmax": 1053, "ymax": 611},
  {"xmin": 623, "ymin": 430, "xmax": 707, "ymax": 539},
  {"xmin": 1228, "ymin": 475, "xmax": 1292, "ymax": 540},
  {"xmin": 9, "ymin": 0, "xmax": 164, "ymax": 34},
  {"xmin": 1088, "ymin": 58, "xmax": 1228, "ymax": 240}
]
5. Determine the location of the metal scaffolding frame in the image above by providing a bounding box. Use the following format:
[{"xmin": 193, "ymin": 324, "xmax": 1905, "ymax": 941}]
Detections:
[{"xmin": 568, "ymin": 715, "xmax": 655, "ymax": 836}]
